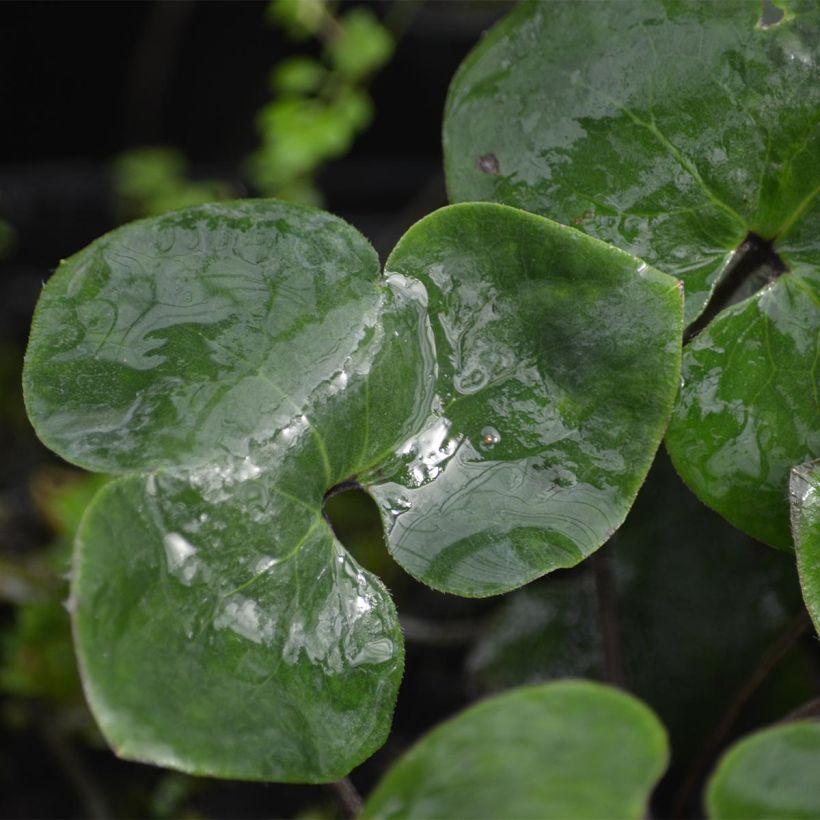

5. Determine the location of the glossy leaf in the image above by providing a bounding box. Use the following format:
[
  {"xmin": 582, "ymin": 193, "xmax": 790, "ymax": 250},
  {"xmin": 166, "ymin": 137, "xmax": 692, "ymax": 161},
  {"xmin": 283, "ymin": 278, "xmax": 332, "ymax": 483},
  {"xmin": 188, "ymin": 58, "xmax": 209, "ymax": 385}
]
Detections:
[
  {"xmin": 23, "ymin": 200, "xmax": 681, "ymax": 778},
  {"xmin": 24, "ymin": 200, "xmax": 419, "ymax": 781},
  {"xmin": 443, "ymin": 0, "xmax": 820, "ymax": 548},
  {"xmin": 443, "ymin": 0, "xmax": 820, "ymax": 325},
  {"xmin": 362, "ymin": 681, "xmax": 668, "ymax": 820},
  {"xmin": 706, "ymin": 721, "xmax": 820, "ymax": 819},
  {"xmin": 666, "ymin": 265, "xmax": 819, "ymax": 548},
  {"xmin": 369, "ymin": 203, "xmax": 682, "ymax": 595},
  {"xmin": 792, "ymin": 460, "xmax": 820, "ymax": 632}
]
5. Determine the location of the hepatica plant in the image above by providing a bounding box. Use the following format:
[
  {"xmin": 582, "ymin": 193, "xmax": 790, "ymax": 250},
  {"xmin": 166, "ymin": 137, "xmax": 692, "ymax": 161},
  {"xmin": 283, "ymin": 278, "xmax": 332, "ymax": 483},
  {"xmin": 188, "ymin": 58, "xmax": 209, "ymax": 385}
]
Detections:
[{"xmin": 20, "ymin": 0, "xmax": 820, "ymax": 803}]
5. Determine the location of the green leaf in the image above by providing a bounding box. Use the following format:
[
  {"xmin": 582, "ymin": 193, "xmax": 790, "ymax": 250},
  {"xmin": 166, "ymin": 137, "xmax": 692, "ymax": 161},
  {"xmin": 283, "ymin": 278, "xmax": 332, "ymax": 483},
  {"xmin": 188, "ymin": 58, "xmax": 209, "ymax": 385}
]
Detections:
[
  {"xmin": 362, "ymin": 681, "xmax": 668, "ymax": 820},
  {"xmin": 328, "ymin": 8, "xmax": 394, "ymax": 82},
  {"xmin": 24, "ymin": 200, "xmax": 419, "ymax": 781},
  {"xmin": 666, "ymin": 264, "xmax": 819, "ymax": 548},
  {"xmin": 792, "ymin": 459, "xmax": 820, "ymax": 632},
  {"xmin": 22, "ymin": 200, "xmax": 681, "ymax": 777},
  {"xmin": 443, "ymin": 0, "xmax": 820, "ymax": 326},
  {"xmin": 372, "ymin": 203, "xmax": 682, "ymax": 595},
  {"xmin": 706, "ymin": 721, "xmax": 820, "ymax": 819},
  {"xmin": 270, "ymin": 57, "xmax": 327, "ymax": 96}
]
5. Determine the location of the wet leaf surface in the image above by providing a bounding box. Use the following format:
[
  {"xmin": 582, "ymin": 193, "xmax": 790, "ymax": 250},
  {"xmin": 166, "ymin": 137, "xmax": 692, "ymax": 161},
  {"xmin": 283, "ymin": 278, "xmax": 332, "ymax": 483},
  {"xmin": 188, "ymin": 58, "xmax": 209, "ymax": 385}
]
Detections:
[
  {"xmin": 791, "ymin": 459, "xmax": 820, "ymax": 632},
  {"xmin": 362, "ymin": 681, "xmax": 668, "ymax": 820},
  {"xmin": 706, "ymin": 721, "xmax": 820, "ymax": 819},
  {"xmin": 372, "ymin": 203, "xmax": 682, "ymax": 595},
  {"xmin": 666, "ymin": 264, "xmax": 819, "ymax": 549},
  {"xmin": 23, "ymin": 200, "xmax": 682, "ymax": 778},
  {"xmin": 444, "ymin": 0, "xmax": 820, "ymax": 547},
  {"xmin": 443, "ymin": 0, "xmax": 820, "ymax": 325}
]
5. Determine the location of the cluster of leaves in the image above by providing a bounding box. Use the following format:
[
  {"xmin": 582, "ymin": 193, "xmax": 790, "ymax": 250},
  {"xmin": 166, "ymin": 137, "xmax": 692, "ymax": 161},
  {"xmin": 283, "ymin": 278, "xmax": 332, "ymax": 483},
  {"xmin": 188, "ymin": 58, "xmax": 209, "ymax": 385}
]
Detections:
[
  {"xmin": 113, "ymin": 0, "xmax": 395, "ymax": 219},
  {"xmin": 20, "ymin": 1, "xmax": 820, "ymax": 818},
  {"xmin": 248, "ymin": 0, "xmax": 394, "ymax": 203}
]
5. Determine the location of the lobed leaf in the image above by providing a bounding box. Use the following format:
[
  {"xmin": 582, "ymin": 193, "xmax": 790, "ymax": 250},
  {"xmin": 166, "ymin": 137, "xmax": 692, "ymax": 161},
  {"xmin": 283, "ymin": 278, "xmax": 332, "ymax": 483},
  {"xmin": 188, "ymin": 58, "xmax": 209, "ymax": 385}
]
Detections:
[
  {"xmin": 362, "ymin": 681, "xmax": 669, "ymax": 820},
  {"xmin": 23, "ymin": 199, "xmax": 682, "ymax": 778}
]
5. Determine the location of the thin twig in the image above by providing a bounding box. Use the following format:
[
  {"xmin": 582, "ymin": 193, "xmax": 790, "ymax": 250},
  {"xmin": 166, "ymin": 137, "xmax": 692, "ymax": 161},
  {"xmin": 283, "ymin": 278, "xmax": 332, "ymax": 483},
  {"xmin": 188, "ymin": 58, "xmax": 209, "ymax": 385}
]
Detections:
[
  {"xmin": 781, "ymin": 695, "xmax": 820, "ymax": 723},
  {"xmin": 671, "ymin": 612, "xmax": 811, "ymax": 817},
  {"xmin": 327, "ymin": 776, "xmax": 363, "ymax": 818},
  {"xmin": 592, "ymin": 544, "xmax": 626, "ymax": 687}
]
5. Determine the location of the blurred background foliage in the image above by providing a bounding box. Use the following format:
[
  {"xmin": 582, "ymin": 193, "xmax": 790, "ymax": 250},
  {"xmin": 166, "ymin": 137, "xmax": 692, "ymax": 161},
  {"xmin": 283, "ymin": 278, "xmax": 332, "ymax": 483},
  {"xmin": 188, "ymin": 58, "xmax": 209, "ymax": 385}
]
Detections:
[{"xmin": 1, "ymin": 1, "xmax": 818, "ymax": 818}]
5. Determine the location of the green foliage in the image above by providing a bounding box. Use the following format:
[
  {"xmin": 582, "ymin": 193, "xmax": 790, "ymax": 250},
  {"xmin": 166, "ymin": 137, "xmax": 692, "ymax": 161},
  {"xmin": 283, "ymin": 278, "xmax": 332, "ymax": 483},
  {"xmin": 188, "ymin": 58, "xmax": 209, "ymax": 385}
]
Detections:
[
  {"xmin": 248, "ymin": 3, "xmax": 393, "ymax": 203},
  {"xmin": 706, "ymin": 721, "xmax": 820, "ymax": 819},
  {"xmin": 16, "ymin": 0, "xmax": 820, "ymax": 808},
  {"xmin": 362, "ymin": 681, "xmax": 668, "ymax": 820},
  {"xmin": 792, "ymin": 460, "xmax": 820, "ymax": 632},
  {"xmin": 443, "ymin": 0, "xmax": 819, "ymax": 549},
  {"xmin": 23, "ymin": 198, "xmax": 680, "ymax": 779}
]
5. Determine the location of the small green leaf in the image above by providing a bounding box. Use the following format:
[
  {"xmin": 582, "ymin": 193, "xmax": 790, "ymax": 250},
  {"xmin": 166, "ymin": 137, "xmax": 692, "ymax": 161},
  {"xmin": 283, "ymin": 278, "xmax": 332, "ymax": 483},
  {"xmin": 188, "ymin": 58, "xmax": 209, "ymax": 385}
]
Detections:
[
  {"xmin": 443, "ymin": 0, "xmax": 820, "ymax": 326},
  {"xmin": 372, "ymin": 203, "xmax": 682, "ymax": 595},
  {"xmin": 791, "ymin": 460, "xmax": 820, "ymax": 631},
  {"xmin": 270, "ymin": 57, "xmax": 327, "ymax": 96},
  {"xmin": 266, "ymin": 0, "xmax": 325, "ymax": 40},
  {"xmin": 666, "ymin": 265, "xmax": 819, "ymax": 549},
  {"xmin": 706, "ymin": 721, "xmax": 820, "ymax": 819},
  {"xmin": 362, "ymin": 681, "xmax": 669, "ymax": 820},
  {"xmin": 328, "ymin": 8, "xmax": 393, "ymax": 82}
]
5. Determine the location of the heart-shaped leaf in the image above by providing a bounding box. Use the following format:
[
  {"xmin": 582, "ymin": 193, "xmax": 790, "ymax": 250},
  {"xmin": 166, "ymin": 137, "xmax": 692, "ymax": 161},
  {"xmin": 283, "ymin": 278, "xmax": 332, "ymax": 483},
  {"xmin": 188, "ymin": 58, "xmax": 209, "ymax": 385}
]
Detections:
[
  {"xmin": 369, "ymin": 203, "xmax": 682, "ymax": 595},
  {"xmin": 23, "ymin": 200, "xmax": 681, "ymax": 779},
  {"xmin": 443, "ymin": 0, "xmax": 820, "ymax": 549},
  {"xmin": 791, "ymin": 459, "xmax": 820, "ymax": 632},
  {"xmin": 706, "ymin": 721, "xmax": 820, "ymax": 819},
  {"xmin": 362, "ymin": 681, "xmax": 669, "ymax": 820}
]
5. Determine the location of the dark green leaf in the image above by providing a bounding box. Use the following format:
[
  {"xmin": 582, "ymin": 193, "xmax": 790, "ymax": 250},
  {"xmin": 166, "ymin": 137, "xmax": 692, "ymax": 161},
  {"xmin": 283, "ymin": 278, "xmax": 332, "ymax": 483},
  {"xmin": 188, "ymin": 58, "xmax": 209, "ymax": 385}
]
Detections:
[
  {"xmin": 23, "ymin": 200, "xmax": 682, "ymax": 777},
  {"xmin": 24, "ymin": 201, "xmax": 419, "ymax": 781},
  {"xmin": 706, "ymin": 721, "xmax": 820, "ymax": 819},
  {"xmin": 370, "ymin": 203, "xmax": 682, "ymax": 595},
  {"xmin": 443, "ymin": 0, "xmax": 820, "ymax": 325},
  {"xmin": 666, "ymin": 265, "xmax": 819, "ymax": 548},
  {"xmin": 792, "ymin": 460, "xmax": 820, "ymax": 631},
  {"xmin": 362, "ymin": 681, "xmax": 668, "ymax": 820}
]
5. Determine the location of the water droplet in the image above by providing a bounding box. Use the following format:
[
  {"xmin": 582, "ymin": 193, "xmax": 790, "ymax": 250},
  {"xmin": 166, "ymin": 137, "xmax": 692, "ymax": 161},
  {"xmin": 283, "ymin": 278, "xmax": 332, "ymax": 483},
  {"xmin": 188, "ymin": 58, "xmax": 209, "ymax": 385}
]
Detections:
[{"xmin": 479, "ymin": 426, "xmax": 500, "ymax": 450}]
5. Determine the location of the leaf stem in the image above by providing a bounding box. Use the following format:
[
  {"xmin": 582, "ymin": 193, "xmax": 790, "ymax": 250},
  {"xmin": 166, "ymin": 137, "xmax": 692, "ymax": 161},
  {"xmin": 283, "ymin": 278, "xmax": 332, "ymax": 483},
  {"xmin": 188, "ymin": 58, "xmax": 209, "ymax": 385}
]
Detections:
[
  {"xmin": 327, "ymin": 776, "xmax": 364, "ymax": 818},
  {"xmin": 684, "ymin": 232, "xmax": 787, "ymax": 343},
  {"xmin": 670, "ymin": 611, "xmax": 811, "ymax": 817}
]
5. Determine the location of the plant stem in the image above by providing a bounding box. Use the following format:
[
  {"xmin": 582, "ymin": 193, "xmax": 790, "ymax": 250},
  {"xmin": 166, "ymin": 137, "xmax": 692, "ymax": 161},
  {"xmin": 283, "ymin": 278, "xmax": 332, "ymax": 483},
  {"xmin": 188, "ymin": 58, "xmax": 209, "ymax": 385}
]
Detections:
[
  {"xmin": 670, "ymin": 611, "xmax": 811, "ymax": 817},
  {"xmin": 328, "ymin": 776, "xmax": 363, "ymax": 818},
  {"xmin": 684, "ymin": 232, "xmax": 786, "ymax": 343},
  {"xmin": 592, "ymin": 544, "xmax": 626, "ymax": 687}
]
